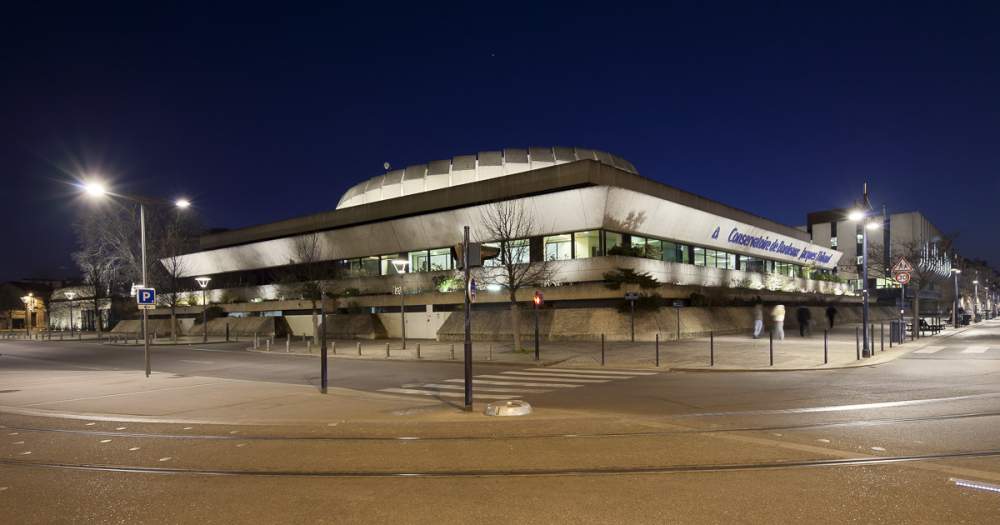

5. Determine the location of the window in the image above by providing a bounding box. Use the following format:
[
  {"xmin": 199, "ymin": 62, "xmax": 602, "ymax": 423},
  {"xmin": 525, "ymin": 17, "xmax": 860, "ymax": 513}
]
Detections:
[
  {"xmin": 740, "ymin": 255, "xmax": 766, "ymax": 273},
  {"xmin": 409, "ymin": 250, "xmax": 429, "ymax": 272},
  {"xmin": 830, "ymin": 236, "xmax": 838, "ymax": 248},
  {"xmin": 605, "ymin": 231, "xmax": 622, "ymax": 254},
  {"xmin": 573, "ymin": 230, "xmax": 600, "ymax": 259},
  {"xmin": 429, "ymin": 248, "xmax": 452, "ymax": 271},
  {"xmin": 725, "ymin": 252, "xmax": 737, "ymax": 270},
  {"xmin": 662, "ymin": 241, "xmax": 679, "ymax": 262},
  {"xmin": 645, "ymin": 239, "xmax": 663, "ymax": 260},
  {"xmin": 544, "ymin": 234, "xmax": 572, "ymax": 261},
  {"xmin": 380, "ymin": 255, "xmax": 400, "ymax": 276},
  {"xmin": 693, "ymin": 246, "xmax": 706, "ymax": 266},
  {"xmin": 361, "ymin": 256, "xmax": 380, "ymax": 276},
  {"xmin": 486, "ymin": 239, "xmax": 530, "ymax": 266}
]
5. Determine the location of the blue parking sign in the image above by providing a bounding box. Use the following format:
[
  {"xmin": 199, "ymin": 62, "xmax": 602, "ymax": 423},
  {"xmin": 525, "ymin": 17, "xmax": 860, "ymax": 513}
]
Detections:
[{"xmin": 137, "ymin": 288, "xmax": 156, "ymax": 309}]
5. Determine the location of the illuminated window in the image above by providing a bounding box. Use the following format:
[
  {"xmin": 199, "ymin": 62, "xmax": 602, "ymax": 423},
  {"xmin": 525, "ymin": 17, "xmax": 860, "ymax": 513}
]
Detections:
[
  {"xmin": 544, "ymin": 234, "xmax": 572, "ymax": 261},
  {"xmin": 573, "ymin": 230, "xmax": 600, "ymax": 259},
  {"xmin": 429, "ymin": 248, "xmax": 452, "ymax": 271},
  {"xmin": 693, "ymin": 247, "xmax": 706, "ymax": 266},
  {"xmin": 605, "ymin": 231, "xmax": 622, "ymax": 254}
]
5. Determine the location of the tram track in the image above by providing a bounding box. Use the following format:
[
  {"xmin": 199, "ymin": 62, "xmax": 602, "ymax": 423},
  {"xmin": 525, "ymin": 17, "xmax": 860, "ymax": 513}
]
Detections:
[
  {"xmin": 4, "ymin": 408, "xmax": 1000, "ymax": 443},
  {"xmin": 3, "ymin": 449, "xmax": 1000, "ymax": 479}
]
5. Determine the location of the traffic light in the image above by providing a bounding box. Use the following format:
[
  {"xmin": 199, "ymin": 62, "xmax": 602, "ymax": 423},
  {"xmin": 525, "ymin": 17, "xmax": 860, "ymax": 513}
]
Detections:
[{"xmin": 533, "ymin": 290, "xmax": 544, "ymax": 306}]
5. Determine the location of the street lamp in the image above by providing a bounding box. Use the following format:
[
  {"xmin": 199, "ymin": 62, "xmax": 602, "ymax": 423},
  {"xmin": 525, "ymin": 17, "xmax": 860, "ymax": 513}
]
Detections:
[
  {"xmin": 21, "ymin": 293, "xmax": 34, "ymax": 338},
  {"xmin": 848, "ymin": 199, "xmax": 881, "ymax": 358},
  {"xmin": 195, "ymin": 276, "xmax": 212, "ymax": 343},
  {"xmin": 391, "ymin": 258, "xmax": 410, "ymax": 349},
  {"xmin": 82, "ymin": 178, "xmax": 191, "ymax": 377},
  {"xmin": 64, "ymin": 291, "xmax": 77, "ymax": 336},
  {"xmin": 951, "ymin": 268, "xmax": 962, "ymax": 328},
  {"xmin": 973, "ymin": 278, "xmax": 980, "ymax": 323}
]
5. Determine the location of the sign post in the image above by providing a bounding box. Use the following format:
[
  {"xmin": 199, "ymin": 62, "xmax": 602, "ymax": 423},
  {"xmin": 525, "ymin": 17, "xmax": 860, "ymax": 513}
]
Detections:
[
  {"xmin": 625, "ymin": 292, "xmax": 639, "ymax": 342},
  {"xmin": 892, "ymin": 257, "xmax": 914, "ymax": 337},
  {"xmin": 533, "ymin": 291, "xmax": 544, "ymax": 361},
  {"xmin": 463, "ymin": 227, "xmax": 473, "ymax": 410},
  {"xmin": 136, "ymin": 287, "xmax": 156, "ymax": 377}
]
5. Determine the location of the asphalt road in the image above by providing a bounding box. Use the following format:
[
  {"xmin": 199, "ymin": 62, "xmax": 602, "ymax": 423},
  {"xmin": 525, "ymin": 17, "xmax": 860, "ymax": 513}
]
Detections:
[{"xmin": 3, "ymin": 322, "xmax": 1000, "ymax": 523}]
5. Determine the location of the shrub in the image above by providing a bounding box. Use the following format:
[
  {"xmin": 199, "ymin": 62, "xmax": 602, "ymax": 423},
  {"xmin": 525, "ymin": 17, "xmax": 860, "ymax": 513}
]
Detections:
[{"xmin": 603, "ymin": 268, "xmax": 660, "ymax": 290}]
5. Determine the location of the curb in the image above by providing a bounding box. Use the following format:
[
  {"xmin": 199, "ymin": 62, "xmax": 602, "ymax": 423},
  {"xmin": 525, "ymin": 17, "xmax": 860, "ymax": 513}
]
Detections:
[{"xmin": 667, "ymin": 323, "xmax": 979, "ymax": 372}]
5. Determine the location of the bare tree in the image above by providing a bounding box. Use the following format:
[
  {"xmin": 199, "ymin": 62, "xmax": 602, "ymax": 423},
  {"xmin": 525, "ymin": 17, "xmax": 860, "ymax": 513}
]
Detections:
[
  {"xmin": 0, "ymin": 283, "xmax": 23, "ymax": 331},
  {"xmin": 285, "ymin": 232, "xmax": 333, "ymax": 345},
  {"xmin": 72, "ymin": 208, "xmax": 123, "ymax": 340},
  {"xmin": 154, "ymin": 212, "xmax": 199, "ymax": 342},
  {"xmin": 890, "ymin": 237, "xmax": 954, "ymax": 338},
  {"xmin": 478, "ymin": 200, "xmax": 552, "ymax": 351}
]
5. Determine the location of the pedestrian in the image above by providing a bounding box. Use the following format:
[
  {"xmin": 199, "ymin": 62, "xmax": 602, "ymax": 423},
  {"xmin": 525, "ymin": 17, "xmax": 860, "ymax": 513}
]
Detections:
[
  {"xmin": 826, "ymin": 305, "xmax": 838, "ymax": 329},
  {"xmin": 772, "ymin": 304, "xmax": 785, "ymax": 340},
  {"xmin": 752, "ymin": 299, "xmax": 764, "ymax": 339},
  {"xmin": 797, "ymin": 306, "xmax": 812, "ymax": 337}
]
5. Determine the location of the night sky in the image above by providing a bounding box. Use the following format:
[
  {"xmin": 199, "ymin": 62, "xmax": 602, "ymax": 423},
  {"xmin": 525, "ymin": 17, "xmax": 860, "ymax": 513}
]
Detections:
[{"xmin": 3, "ymin": 2, "xmax": 999, "ymax": 282}]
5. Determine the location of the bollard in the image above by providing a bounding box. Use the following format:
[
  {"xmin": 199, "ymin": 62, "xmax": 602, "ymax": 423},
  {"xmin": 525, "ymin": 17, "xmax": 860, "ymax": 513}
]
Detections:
[
  {"xmin": 386, "ymin": 342, "xmax": 390, "ymax": 359},
  {"xmin": 286, "ymin": 334, "xmax": 290, "ymax": 353},
  {"xmin": 357, "ymin": 341, "xmax": 362, "ymax": 356},
  {"xmin": 823, "ymin": 329, "xmax": 828, "ymax": 364},
  {"xmin": 416, "ymin": 343, "xmax": 421, "ymax": 359},
  {"xmin": 655, "ymin": 333, "xmax": 660, "ymax": 367},
  {"xmin": 710, "ymin": 331, "xmax": 715, "ymax": 367},
  {"xmin": 450, "ymin": 343, "xmax": 455, "ymax": 360},
  {"xmin": 307, "ymin": 340, "xmax": 312, "ymax": 353},
  {"xmin": 266, "ymin": 338, "xmax": 271, "ymax": 352},
  {"xmin": 855, "ymin": 327, "xmax": 860, "ymax": 360},
  {"xmin": 890, "ymin": 323, "xmax": 894, "ymax": 348},
  {"xmin": 769, "ymin": 330, "xmax": 773, "ymax": 366},
  {"xmin": 880, "ymin": 323, "xmax": 884, "ymax": 352},
  {"xmin": 871, "ymin": 323, "xmax": 875, "ymax": 353},
  {"xmin": 332, "ymin": 341, "xmax": 337, "ymax": 355},
  {"xmin": 226, "ymin": 323, "xmax": 230, "ymax": 342},
  {"xmin": 601, "ymin": 333, "xmax": 606, "ymax": 366},
  {"xmin": 254, "ymin": 332, "xmax": 259, "ymax": 350}
]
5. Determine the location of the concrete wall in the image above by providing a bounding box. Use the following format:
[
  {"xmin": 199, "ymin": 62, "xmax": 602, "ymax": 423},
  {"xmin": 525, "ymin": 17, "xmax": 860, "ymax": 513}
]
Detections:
[
  {"xmin": 377, "ymin": 310, "xmax": 451, "ymax": 339},
  {"xmin": 437, "ymin": 305, "xmax": 901, "ymax": 343}
]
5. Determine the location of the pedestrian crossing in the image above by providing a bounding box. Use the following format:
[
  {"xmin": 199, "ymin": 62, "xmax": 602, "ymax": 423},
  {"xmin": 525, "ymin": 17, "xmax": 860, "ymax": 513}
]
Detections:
[
  {"xmin": 378, "ymin": 367, "xmax": 657, "ymax": 400},
  {"xmin": 910, "ymin": 345, "xmax": 998, "ymax": 356}
]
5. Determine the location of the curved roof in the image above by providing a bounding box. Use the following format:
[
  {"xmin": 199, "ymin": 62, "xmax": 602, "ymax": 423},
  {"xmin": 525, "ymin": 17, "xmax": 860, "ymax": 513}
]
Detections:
[{"xmin": 336, "ymin": 146, "xmax": 638, "ymax": 209}]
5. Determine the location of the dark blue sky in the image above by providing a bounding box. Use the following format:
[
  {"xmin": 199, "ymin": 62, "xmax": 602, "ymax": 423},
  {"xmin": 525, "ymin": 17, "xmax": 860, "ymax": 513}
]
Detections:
[{"xmin": 3, "ymin": 2, "xmax": 999, "ymax": 281}]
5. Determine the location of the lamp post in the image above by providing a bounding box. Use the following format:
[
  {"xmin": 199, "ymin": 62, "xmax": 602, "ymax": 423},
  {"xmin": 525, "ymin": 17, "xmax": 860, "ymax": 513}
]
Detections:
[
  {"xmin": 951, "ymin": 268, "xmax": 962, "ymax": 328},
  {"xmin": 21, "ymin": 293, "xmax": 34, "ymax": 338},
  {"xmin": 195, "ymin": 277, "xmax": 211, "ymax": 343},
  {"xmin": 973, "ymin": 278, "xmax": 979, "ymax": 323},
  {"xmin": 848, "ymin": 187, "xmax": 881, "ymax": 358},
  {"xmin": 391, "ymin": 258, "xmax": 410, "ymax": 349},
  {"xmin": 64, "ymin": 291, "xmax": 77, "ymax": 336},
  {"xmin": 82, "ymin": 180, "xmax": 191, "ymax": 377}
]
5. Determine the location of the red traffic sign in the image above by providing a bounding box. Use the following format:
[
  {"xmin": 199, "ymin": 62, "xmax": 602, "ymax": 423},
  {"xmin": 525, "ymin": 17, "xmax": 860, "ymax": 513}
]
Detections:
[
  {"xmin": 891, "ymin": 257, "xmax": 915, "ymax": 274},
  {"xmin": 895, "ymin": 272, "xmax": 911, "ymax": 285}
]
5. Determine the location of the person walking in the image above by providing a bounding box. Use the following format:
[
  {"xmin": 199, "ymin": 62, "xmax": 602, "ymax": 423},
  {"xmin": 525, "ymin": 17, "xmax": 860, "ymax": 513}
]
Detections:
[
  {"xmin": 825, "ymin": 305, "xmax": 838, "ymax": 329},
  {"xmin": 752, "ymin": 299, "xmax": 764, "ymax": 339},
  {"xmin": 772, "ymin": 304, "xmax": 785, "ymax": 340},
  {"xmin": 797, "ymin": 306, "xmax": 812, "ymax": 337}
]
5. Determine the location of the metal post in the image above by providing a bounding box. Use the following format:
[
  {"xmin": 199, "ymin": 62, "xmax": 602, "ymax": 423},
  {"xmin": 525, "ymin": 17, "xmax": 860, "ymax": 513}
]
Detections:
[
  {"xmin": 855, "ymin": 326, "xmax": 860, "ymax": 360},
  {"xmin": 601, "ymin": 333, "xmax": 605, "ymax": 366},
  {"xmin": 386, "ymin": 342, "xmax": 390, "ymax": 359},
  {"xmin": 711, "ymin": 331, "xmax": 715, "ymax": 367},
  {"xmin": 202, "ymin": 288, "xmax": 208, "ymax": 343},
  {"xmin": 332, "ymin": 341, "xmax": 336, "ymax": 355},
  {"xmin": 823, "ymin": 329, "xmax": 828, "ymax": 364},
  {"xmin": 286, "ymin": 334, "xmax": 290, "ymax": 353},
  {"xmin": 266, "ymin": 338, "xmax": 271, "ymax": 352},
  {"xmin": 225, "ymin": 323, "xmax": 229, "ymax": 342},
  {"xmin": 880, "ymin": 323, "xmax": 884, "ymax": 352},
  {"xmin": 416, "ymin": 343, "xmax": 421, "ymax": 359},
  {"xmin": 451, "ymin": 343, "xmax": 455, "ymax": 360},
  {"xmin": 861, "ymin": 219, "xmax": 871, "ymax": 358},
  {"xmin": 870, "ymin": 323, "xmax": 875, "ymax": 353},
  {"xmin": 400, "ymin": 279, "xmax": 407, "ymax": 350},
  {"xmin": 534, "ymin": 301, "xmax": 540, "ymax": 361},
  {"xmin": 320, "ymin": 300, "xmax": 328, "ymax": 393},
  {"xmin": 630, "ymin": 299, "xmax": 635, "ymax": 342},
  {"xmin": 357, "ymin": 341, "xmax": 361, "ymax": 356},
  {"xmin": 954, "ymin": 272, "xmax": 960, "ymax": 329},
  {"xmin": 140, "ymin": 203, "xmax": 150, "ymax": 377},
  {"xmin": 462, "ymin": 226, "xmax": 472, "ymax": 410},
  {"xmin": 655, "ymin": 332, "xmax": 660, "ymax": 367},
  {"xmin": 676, "ymin": 308, "xmax": 681, "ymax": 341}
]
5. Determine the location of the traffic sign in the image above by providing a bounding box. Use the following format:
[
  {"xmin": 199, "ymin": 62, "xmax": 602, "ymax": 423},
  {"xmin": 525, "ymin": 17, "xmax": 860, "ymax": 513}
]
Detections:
[
  {"xmin": 895, "ymin": 272, "xmax": 911, "ymax": 285},
  {"xmin": 137, "ymin": 287, "xmax": 156, "ymax": 310},
  {"xmin": 625, "ymin": 292, "xmax": 640, "ymax": 301},
  {"xmin": 468, "ymin": 278, "xmax": 477, "ymax": 303},
  {"xmin": 891, "ymin": 257, "xmax": 915, "ymax": 274}
]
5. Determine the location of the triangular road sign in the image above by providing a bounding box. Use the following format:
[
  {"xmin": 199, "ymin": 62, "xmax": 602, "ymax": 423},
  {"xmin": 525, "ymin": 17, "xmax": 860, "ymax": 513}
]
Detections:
[{"xmin": 891, "ymin": 257, "xmax": 914, "ymax": 273}]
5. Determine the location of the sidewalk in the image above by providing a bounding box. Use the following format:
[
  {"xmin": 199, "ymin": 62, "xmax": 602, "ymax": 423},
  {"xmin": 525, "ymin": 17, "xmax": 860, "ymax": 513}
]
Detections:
[{"xmin": 237, "ymin": 321, "xmax": 983, "ymax": 371}]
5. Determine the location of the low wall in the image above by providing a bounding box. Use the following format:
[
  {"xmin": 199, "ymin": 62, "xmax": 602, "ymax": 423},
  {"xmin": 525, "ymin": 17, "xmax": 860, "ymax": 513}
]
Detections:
[{"xmin": 437, "ymin": 305, "xmax": 901, "ymax": 342}]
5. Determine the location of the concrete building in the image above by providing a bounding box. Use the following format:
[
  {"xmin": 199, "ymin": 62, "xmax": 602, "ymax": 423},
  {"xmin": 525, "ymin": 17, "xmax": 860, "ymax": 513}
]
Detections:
[
  {"xmin": 805, "ymin": 209, "xmax": 954, "ymax": 314},
  {"xmin": 155, "ymin": 147, "xmax": 847, "ymax": 339}
]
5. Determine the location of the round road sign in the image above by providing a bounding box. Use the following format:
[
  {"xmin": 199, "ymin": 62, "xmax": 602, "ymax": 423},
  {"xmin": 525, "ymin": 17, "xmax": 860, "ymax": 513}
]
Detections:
[{"xmin": 894, "ymin": 272, "xmax": 911, "ymax": 285}]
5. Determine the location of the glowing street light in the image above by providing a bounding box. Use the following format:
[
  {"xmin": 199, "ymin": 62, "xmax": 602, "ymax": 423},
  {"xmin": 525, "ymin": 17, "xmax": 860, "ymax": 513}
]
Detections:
[
  {"xmin": 951, "ymin": 268, "xmax": 962, "ymax": 328},
  {"xmin": 64, "ymin": 291, "xmax": 77, "ymax": 336},
  {"xmin": 391, "ymin": 258, "xmax": 410, "ymax": 349},
  {"xmin": 81, "ymin": 176, "xmax": 191, "ymax": 377},
  {"xmin": 195, "ymin": 276, "xmax": 212, "ymax": 343},
  {"xmin": 20, "ymin": 293, "xmax": 34, "ymax": 338},
  {"xmin": 847, "ymin": 184, "xmax": 882, "ymax": 358}
]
